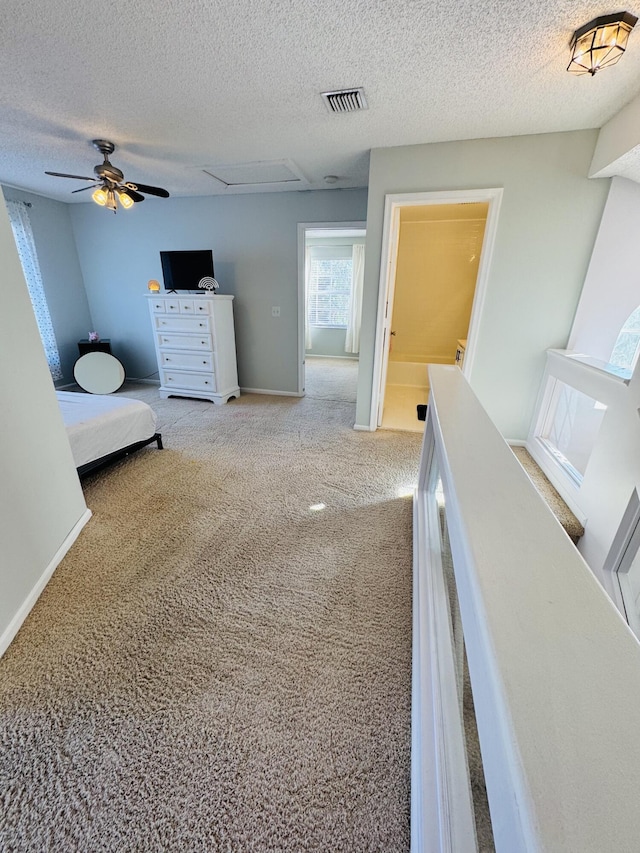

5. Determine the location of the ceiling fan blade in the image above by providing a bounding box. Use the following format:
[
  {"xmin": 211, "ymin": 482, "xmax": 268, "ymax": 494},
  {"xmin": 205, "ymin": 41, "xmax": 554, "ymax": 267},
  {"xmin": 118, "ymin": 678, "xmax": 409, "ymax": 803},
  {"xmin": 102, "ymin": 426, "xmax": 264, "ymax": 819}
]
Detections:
[
  {"xmin": 45, "ymin": 171, "xmax": 95, "ymax": 181},
  {"xmin": 71, "ymin": 185, "xmax": 98, "ymax": 193},
  {"xmin": 126, "ymin": 182, "xmax": 170, "ymax": 198},
  {"xmin": 120, "ymin": 187, "xmax": 145, "ymax": 203}
]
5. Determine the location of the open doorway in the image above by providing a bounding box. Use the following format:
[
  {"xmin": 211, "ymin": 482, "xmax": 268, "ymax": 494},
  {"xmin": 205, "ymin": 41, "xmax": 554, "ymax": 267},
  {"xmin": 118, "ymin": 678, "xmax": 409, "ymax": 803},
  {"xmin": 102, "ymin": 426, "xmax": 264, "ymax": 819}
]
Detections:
[
  {"xmin": 371, "ymin": 189, "xmax": 502, "ymax": 432},
  {"xmin": 297, "ymin": 222, "xmax": 366, "ymax": 403}
]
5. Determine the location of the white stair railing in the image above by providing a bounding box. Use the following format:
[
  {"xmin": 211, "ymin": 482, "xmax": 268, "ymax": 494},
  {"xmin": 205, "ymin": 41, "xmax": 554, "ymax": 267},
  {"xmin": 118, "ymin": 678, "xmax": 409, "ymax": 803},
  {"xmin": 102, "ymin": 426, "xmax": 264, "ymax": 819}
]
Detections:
[{"xmin": 412, "ymin": 365, "xmax": 640, "ymax": 852}]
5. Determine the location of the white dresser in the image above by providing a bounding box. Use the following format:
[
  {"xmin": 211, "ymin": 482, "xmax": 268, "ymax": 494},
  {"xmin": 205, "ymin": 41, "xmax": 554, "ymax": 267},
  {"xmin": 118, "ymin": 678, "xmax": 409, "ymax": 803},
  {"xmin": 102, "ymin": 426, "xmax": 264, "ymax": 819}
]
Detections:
[{"xmin": 147, "ymin": 293, "xmax": 240, "ymax": 404}]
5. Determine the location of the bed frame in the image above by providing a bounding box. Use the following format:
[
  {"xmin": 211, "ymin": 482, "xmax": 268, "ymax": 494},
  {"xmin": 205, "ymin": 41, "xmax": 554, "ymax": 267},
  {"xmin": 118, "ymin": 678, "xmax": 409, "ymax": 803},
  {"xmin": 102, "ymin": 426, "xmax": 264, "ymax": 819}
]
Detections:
[{"xmin": 77, "ymin": 432, "xmax": 163, "ymax": 478}]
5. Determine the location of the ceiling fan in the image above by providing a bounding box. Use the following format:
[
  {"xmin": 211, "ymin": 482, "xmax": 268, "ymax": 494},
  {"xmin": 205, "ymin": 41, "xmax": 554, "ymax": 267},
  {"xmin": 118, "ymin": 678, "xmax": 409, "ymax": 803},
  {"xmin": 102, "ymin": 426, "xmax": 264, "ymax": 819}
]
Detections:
[{"xmin": 45, "ymin": 139, "xmax": 170, "ymax": 212}]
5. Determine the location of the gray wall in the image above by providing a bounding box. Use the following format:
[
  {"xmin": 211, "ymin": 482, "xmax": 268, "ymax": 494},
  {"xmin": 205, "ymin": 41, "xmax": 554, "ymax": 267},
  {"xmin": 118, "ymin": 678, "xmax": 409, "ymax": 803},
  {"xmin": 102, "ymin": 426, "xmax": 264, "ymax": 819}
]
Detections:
[
  {"xmin": 356, "ymin": 131, "xmax": 611, "ymax": 438},
  {"xmin": 2, "ymin": 187, "xmax": 92, "ymax": 384},
  {"xmin": 0, "ymin": 188, "xmax": 88, "ymax": 652},
  {"xmin": 69, "ymin": 189, "xmax": 368, "ymax": 392}
]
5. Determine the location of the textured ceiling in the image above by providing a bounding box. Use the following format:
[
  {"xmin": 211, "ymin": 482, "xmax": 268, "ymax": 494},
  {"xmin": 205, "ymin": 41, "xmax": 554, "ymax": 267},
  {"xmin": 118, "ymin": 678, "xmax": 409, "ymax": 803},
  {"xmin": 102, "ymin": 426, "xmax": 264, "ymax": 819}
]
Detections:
[{"xmin": 2, "ymin": 0, "xmax": 640, "ymax": 202}]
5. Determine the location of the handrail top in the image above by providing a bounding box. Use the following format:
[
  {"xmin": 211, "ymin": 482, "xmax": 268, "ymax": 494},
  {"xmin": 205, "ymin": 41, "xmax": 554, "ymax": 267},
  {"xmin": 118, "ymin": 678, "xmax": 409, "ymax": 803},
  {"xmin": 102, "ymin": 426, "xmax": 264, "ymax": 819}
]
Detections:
[{"xmin": 427, "ymin": 364, "xmax": 640, "ymax": 851}]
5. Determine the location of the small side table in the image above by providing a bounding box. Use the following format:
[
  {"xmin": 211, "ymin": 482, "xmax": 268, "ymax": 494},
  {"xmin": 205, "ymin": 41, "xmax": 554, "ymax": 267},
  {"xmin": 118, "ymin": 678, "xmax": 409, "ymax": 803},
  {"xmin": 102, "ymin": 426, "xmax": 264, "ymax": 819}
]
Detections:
[{"xmin": 78, "ymin": 339, "xmax": 112, "ymax": 357}]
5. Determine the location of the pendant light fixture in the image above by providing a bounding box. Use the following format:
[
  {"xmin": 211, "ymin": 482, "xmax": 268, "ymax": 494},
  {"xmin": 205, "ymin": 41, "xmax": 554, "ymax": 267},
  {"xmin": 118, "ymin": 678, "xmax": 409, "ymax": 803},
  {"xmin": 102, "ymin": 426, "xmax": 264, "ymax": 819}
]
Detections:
[{"xmin": 568, "ymin": 12, "xmax": 637, "ymax": 75}]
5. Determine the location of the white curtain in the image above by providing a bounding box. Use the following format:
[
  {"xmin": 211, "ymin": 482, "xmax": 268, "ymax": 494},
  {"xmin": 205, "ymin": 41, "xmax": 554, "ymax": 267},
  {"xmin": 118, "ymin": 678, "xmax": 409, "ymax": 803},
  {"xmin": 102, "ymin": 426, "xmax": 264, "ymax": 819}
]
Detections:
[
  {"xmin": 304, "ymin": 246, "xmax": 312, "ymax": 349},
  {"xmin": 345, "ymin": 243, "xmax": 365, "ymax": 354},
  {"xmin": 6, "ymin": 200, "xmax": 62, "ymax": 380}
]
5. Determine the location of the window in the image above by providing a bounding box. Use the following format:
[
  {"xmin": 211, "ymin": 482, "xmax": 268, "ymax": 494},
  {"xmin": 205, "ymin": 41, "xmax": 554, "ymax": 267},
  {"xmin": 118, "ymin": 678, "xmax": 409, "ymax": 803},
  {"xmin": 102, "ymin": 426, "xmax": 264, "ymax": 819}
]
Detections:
[
  {"xmin": 537, "ymin": 379, "xmax": 606, "ymax": 484},
  {"xmin": 610, "ymin": 305, "xmax": 640, "ymax": 372},
  {"xmin": 6, "ymin": 200, "xmax": 62, "ymax": 380},
  {"xmin": 307, "ymin": 245, "xmax": 352, "ymax": 328}
]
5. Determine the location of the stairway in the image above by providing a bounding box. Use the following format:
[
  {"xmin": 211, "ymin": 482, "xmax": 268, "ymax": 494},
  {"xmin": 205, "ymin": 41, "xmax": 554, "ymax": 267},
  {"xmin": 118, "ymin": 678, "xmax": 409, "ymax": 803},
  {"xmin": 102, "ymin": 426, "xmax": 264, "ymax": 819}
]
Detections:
[{"xmin": 510, "ymin": 446, "xmax": 584, "ymax": 544}]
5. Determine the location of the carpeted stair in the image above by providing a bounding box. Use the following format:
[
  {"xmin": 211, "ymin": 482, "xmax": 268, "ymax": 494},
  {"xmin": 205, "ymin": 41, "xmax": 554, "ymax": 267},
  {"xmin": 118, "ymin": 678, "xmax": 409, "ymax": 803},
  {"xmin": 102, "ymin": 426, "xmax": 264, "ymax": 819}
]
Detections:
[{"xmin": 511, "ymin": 446, "xmax": 584, "ymax": 544}]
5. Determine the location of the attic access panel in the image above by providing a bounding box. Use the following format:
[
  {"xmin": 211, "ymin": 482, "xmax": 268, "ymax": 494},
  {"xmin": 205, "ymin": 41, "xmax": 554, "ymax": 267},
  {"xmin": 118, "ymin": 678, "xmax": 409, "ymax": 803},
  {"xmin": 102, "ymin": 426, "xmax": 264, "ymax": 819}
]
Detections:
[{"xmin": 201, "ymin": 159, "xmax": 309, "ymax": 190}]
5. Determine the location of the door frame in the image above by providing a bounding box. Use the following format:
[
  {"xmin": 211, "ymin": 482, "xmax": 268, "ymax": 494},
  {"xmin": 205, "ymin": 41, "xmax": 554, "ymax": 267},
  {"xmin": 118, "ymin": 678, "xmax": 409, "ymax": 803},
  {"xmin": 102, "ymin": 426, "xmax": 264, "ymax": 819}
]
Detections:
[
  {"xmin": 296, "ymin": 221, "xmax": 367, "ymax": 396},
  {"xmin": 369, "ymin": 188, "xmax": 503, "ymax": 431}
]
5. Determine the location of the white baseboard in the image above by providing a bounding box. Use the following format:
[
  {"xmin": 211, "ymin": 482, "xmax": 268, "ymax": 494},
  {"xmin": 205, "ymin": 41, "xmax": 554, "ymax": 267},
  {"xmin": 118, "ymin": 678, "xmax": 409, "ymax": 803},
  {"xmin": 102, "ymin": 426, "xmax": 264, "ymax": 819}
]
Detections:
[
  {"xmin": 0, "ymin": 508, "xmax": 92, "ymax": 659},
  {"xmin": 305, "ymin": 354, "xmax": 359, "ymax": 361},
  {"xmin": 127, "ymin": 378, "xmax": 160, "ymax": 386},
  {"xmin": 353, "ymin": 423, "xmax": 373, "ymax": 431},
  {"xmin": 240, "ymin": 387, "xmax": 303, "ymax": 397},
  {"xmin": 507, "ymin": 439, "xmax": 527, "ymax": 447}
]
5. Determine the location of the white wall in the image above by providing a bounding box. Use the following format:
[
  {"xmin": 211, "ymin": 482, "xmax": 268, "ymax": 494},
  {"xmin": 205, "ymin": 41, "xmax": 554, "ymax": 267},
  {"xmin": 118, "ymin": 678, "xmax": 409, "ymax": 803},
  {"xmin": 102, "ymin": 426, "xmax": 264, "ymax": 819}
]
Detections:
[
  {"xmin": 0, "ymin": 188, "xmax": 89, "ymax": 655},
  {"xmin": 306, "ymin": 326, "xmax": 349, "ymax": 357},
  {"xmin": 577, "ymin": 361, "xmax": 640, "ymax": 592},
  {"xmin": 356, "ymin": 131, "xmax": 610, "ymax": 438},
  {"xmin": 2, "ymin": 186, "xmax": 93, "ymax": 384},
  {"xmin": 69, "ymin": 189, "xmax": 367, "ymax": 393},
  {"xmin": 589, "ymin": 90, "xmax": 640, "ymax": 178},
  {"xmin": 569, "ymin": 176, "xmax": 640, "ymax": 361},
  {"xmin": 548, "ymin": 177, "xmax": 640, "ymax": 593}
]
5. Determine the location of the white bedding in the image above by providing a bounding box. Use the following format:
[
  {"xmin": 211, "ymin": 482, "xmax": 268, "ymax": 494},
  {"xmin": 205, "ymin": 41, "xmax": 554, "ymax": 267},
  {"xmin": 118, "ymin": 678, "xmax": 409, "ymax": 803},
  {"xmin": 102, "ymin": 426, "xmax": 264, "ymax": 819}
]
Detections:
[{"xmin": 56, "ymin": 391, "xmax": 158, "ymax": 468}]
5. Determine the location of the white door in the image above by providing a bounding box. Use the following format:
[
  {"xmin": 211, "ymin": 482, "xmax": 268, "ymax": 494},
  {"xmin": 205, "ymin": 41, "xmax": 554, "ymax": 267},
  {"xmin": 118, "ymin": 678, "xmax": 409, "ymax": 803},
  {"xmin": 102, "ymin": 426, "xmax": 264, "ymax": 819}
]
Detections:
[{"xmin": 376, "ymin": 207, "xmax": 401, "ymax": 427}]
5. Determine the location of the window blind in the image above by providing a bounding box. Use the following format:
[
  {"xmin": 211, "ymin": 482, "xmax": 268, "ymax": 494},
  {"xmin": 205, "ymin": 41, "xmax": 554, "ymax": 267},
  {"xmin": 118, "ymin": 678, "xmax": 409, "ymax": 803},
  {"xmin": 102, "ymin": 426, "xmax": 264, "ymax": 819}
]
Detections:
[{"xmin": 307, "ymin": 245, "xmax": 353, "ymax": 328}]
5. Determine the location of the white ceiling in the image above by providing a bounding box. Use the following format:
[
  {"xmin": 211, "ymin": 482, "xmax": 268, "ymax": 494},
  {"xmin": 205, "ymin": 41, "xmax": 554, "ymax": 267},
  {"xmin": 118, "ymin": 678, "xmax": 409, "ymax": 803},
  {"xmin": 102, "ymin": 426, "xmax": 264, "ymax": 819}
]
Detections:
[{"xmin": 2, "ymin": 0, "xmax": 640, "ymax": 202}]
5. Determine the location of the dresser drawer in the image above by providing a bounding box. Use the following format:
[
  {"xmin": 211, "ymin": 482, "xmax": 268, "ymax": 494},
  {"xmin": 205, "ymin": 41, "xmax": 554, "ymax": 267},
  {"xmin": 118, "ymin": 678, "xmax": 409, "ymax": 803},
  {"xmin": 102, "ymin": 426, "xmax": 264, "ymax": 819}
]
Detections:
[
  {"xmin": 157, "ymin": 332, "xmax": 213, "ymax": 350},
  {"xmin": 162, "ymin": 370, "xmax": 217, "ymax": 392},
  {"xmin": 179, "ymin": 299, "xmax": 195, "ymax": 313},
  {"xmin": 160, "ymin": 351, "xmax": 214, "ymax": 371},
  {"xmin": 194, "ymin": 300, "xmax": 211, "ymax": 315},
  {"xmin": 155, "ymin": 315, "xmax": 211, "ymax": 334},
  {"xmin": 164, "ymin": 299, "xmax": 181, "ymax": 313},
  {"xmin": 151, "ymin": 299, "xmax": 166, "ymax": 313}
]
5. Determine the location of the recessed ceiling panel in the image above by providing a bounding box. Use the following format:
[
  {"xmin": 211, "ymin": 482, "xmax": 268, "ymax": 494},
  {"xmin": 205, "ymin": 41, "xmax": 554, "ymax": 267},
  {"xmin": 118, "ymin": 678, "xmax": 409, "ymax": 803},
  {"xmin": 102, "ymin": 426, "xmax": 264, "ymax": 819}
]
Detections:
[{"xmin": 201, "ymin": 159, "xmax": 309, "ymax": 189}]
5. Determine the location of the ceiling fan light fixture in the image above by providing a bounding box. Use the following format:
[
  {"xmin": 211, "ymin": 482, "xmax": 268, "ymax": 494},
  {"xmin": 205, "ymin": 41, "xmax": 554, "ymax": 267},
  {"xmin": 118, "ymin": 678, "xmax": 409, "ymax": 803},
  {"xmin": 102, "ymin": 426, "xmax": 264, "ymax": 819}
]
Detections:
[
  {"xmin": 45, "ymin": 140, "xmax": 170, "ymax": 211},
  {"xmin": 106, "ymin": 189, "xmax": 118, "ymax": 212},
  {"xmin": 568, "ymin": 12, "xmax": 638, "ymax": 75},
  {"xmin": 117, "ymin": 189, "xmax": 134, "ymax": 209},
  {"xmin": 92, "ymin": 187, "xmax": 108, "ymax": 206}
]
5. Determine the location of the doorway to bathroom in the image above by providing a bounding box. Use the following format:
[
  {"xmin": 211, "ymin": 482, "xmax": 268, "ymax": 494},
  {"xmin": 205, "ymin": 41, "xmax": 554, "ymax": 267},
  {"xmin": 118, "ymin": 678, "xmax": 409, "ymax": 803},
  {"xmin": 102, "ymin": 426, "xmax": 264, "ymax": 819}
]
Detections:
[{"xmin": 370, "ymin": 189, "xmax": 502, "ymax": 432}]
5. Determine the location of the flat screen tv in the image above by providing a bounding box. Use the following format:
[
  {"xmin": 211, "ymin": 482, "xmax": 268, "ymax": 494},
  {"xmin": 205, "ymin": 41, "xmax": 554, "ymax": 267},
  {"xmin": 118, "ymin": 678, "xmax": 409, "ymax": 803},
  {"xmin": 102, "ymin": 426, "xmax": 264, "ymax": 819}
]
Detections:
[{"xmin": 160, "ymin": 250, "xmax": 215, "ymax": 292}]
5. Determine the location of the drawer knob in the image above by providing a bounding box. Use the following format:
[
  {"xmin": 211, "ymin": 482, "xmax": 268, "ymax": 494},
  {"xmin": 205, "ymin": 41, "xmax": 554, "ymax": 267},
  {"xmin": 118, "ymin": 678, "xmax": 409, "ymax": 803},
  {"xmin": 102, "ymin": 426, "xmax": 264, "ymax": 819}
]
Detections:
[
  {"xmin": 205, "ymin": 381, "xmax": 209, "ymax": 384},
  {"xmin": 199, "ymin": 323, "xmax": 204, "ymax": 327},
  {"xmin": 165, "ymin": 358, "xmax": 170, "ymax": 361},
  {"xmin": 202, "ymin": 360, "xmax": 207, "ymax": 364},
  {"xmin": 163, "ymin": 338, "xmax": 169, "ymax": 343},
  {"xmin": 201, "ymin": 341, "xmax": 206, "ymax": 344}
]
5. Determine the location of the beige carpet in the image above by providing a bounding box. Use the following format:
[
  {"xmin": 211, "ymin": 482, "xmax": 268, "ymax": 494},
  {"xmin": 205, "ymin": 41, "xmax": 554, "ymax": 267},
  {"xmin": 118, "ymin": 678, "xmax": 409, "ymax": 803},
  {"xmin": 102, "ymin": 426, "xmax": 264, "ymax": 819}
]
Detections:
[
  {"xmin": 0, "ymin": 384, "xmax": 421, "ymax": 852},
  {"xmin": 305, "ymin": 356, "xmax": 358, "ymax": 403},
  {"xmin": 511, "ymin": 446, "xmax": 584, "ymax": 543}
]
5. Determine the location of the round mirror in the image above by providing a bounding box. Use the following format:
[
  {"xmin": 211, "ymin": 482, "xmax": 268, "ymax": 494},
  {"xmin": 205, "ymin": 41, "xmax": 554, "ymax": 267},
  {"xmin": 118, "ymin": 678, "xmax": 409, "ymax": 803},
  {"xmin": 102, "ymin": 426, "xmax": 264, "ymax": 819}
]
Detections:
[{"xmin": 73, "ymin": 352, "xmax": 126, "ymax": 394}]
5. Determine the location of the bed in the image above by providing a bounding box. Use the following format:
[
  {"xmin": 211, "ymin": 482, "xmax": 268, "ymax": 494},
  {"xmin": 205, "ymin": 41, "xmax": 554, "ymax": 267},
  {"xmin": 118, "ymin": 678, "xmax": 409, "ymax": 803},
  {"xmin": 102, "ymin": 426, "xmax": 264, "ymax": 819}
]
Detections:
[{"xmin": 56, "ymin": 391, "xmax": 163, "ymax": 477}]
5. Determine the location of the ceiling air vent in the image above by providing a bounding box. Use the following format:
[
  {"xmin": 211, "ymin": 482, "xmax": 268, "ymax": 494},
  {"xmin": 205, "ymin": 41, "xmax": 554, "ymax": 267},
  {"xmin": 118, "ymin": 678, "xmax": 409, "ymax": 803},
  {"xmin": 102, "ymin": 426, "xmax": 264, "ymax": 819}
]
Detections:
[{"xmin": 321, "ymin": 88, "xmax": 368, "ymax": 114}]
